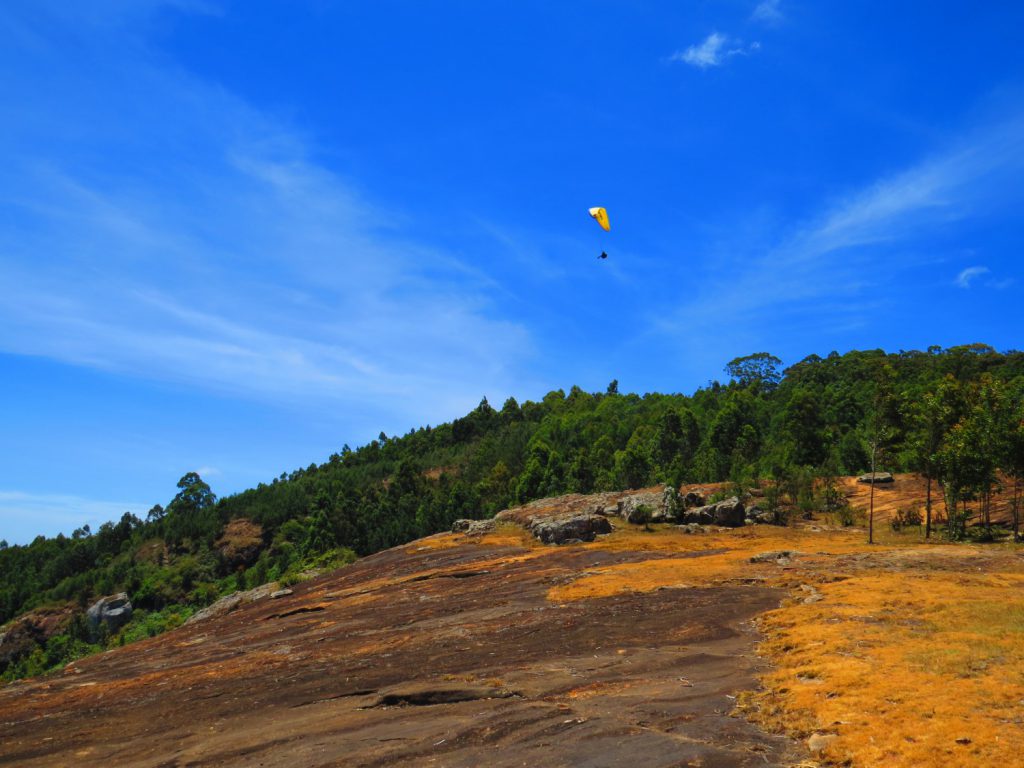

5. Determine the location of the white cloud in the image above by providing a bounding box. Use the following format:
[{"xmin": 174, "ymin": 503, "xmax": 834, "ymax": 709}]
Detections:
[
  {"xmin": 0, "ymin": 4, "xmax": 534, "ymax": 427},
  {"xmin": 955, "ymin": 266, "xmax": 990, "ymax": 288},
  {"xmin": 673, "ymin": 32, "xmax": 729, "ymax": 69},
  {"xmin": 671, "ymin": 33, "xmax": 760, "ymax": 69},
  {"xmin": 751, "ymin": 0, "xmax": 783, "ymax": 24}
]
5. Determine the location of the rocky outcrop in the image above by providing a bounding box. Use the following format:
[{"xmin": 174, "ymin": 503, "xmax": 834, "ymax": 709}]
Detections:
[
  {"xmin": 451, "ymin": 519, "xmax": 497, "ymax": 535},
  {"xmin": 749, "ymin": 551, "xmax": 801, "ymax": 565},
  {"xmin": 215, "ymin": 518, "xmax": 264, "ymax": 570},
  {"xmin": 528, "ymin": 514, "xmax": 612, "ymax": 545},
  {"xmin": 682, "ymin": 490, "xmax": 706, "ymax": 509},
  {"xmin": 745, "ymin": 505, "xmax": 776, "ymax": 525},
  {"xmin": 0, "ymin": 606, "xmax": 74, "ymax": 672},
  {"xmin": 620, "ymin": 493, "xmax": 663, "ymax": 524},
  {"xmin": 186, "ymin": 583, "xmax": 278, "ymax": 626},
  {"xmin": 683, "ymin": 497, "xmax": 746, "ymax": 527},
  {"xmin": 86, "ymin": 593, "xmax": 133, "ymax": 639},
  {"xmin": 857, "ymin": 472, "xmax": 894, "ymax": 484}
]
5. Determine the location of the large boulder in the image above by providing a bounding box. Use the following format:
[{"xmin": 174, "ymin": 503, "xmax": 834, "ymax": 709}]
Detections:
[
  {"xmin": 619, "ymin": 489, "xmax": 688, "ymax": 524},
  {"xmin": 857, "ymin": 472, "xmax": 894, "ymax": 484},
  {"xmin": 683, "ymin": 496, "xmax": 746, "ymax": 527},
  {"xmin": 745, "ymin": 505, "xmax": 776, "ymax": 525},
  {"xmin": 529, "ymin": 514, "xmax": 612, "ymax": 545},
  {"xmin": 86, "ymin": 593, "xmax": 133, "ymax": 638},
  {"xmin": 682, "ymin": 490, "xmax": 706, "ymax": 509},
  {"xmin": 620, "ymin": 492, "xmax": 665, "ymax": 524}
]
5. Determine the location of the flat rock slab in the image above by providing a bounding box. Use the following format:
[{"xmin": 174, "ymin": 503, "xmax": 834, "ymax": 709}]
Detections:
[{"xmin": 0, "ymin": 541, "xmax": 803, "ymax": 767}]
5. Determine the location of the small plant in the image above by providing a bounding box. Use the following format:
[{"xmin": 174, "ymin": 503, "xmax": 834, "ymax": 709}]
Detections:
[
  {"xmin": 833, "ymin": 503, "xmax": 857, "ymax": 527},
  {"xmin": 890, "ymin": 507, "xmax": 923, "ymax": 532},
  {"xmin": 630, "ymin": 503, "xmax": 654, "ymax": 531}
]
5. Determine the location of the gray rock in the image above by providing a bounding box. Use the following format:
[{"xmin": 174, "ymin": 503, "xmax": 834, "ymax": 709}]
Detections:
[
  {"xmin": 857, "ymin": 472, "xmax": 894, "ymax": 484},
  {"xmin": 529, "ymin": 514, "xmax": 612, "ymax": 545},
  {"xmin": 677, "ymin": 523, "xmax": 705, "ymax": 535},
  {"xmin": 620, "ymin": 493, "xmax": 664, "ymax": 524},
  {"xmin": 451, "ymin": 519, "xmax": 496, "ymax": 534},
  {"xmin": 746, "ymin": 505, "xmax": 775, "ymax": 525},
  {"xmin": 682, "ymin": 490, "xmax": 705, "ymax": 509},
  {"xmin": 270, "ymin": 588, "xmax": 294, "ymax": 599},
  {"xmin": 684, "ymin": 496, "xmax": 746, "ymax": 527},
  {"xmin": 86, "ymin": 593, "xmax": 133, "ymax": 638},
  {"xmin": 589, "ymin": 501, "xmax": 620, "ymax": 517},
  {"xmin": 185, "ymin": 583, "xmax": 278, "ymax": 625},
  {"xmin": 749, "ymin": 550, "xmax": 801, "ymax": 565}
]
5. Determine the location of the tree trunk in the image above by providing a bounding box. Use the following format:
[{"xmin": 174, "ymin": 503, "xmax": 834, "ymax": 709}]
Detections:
[
  {"xmin": 1014, "ymin": 477, "xmax": 1021, "ymax": 542},
  {"xmin": 925, "ymin": 474, "xmax": 932, "ymax": 540},
  {"xmin": 869, "ymin": 444, "xmax": 876, "ymax": 545}
]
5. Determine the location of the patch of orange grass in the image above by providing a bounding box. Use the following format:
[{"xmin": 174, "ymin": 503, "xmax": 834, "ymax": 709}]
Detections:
[
  {"xmin": 565, "ymin": 680, "xmax": 635, "ymax": 700},
  {"xmin": 747, "ymin": 563, "xmax": 1024, "ymax": 766},
  {"xmin": 549, "ymin": 525, "xmax": 883, "ymax": 602}
]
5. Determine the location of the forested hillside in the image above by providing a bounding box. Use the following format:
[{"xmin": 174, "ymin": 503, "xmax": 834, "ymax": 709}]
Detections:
[{"xmin": 2, "ymin": 343, "xmax": 1023, "ymax": 681}]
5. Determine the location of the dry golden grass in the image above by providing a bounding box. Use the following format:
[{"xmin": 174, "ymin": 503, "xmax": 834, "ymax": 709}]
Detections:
[{"xmin": 747, "ymin": 561, "xmax": 1024, "ymax": 766}]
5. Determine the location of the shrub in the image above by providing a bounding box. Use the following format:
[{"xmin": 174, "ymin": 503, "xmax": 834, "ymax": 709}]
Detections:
[{"xmin": 890, "ymin": 507, "xmax": 923, "ymax": 532}]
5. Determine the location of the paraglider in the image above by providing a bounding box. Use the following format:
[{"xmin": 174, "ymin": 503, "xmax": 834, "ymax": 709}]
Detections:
[
  {"xmin": 588, "ymin": 207, "xmax": 610, "ymax": 232},
  {"xmin": 588, "ymin": 207, "xmax": 610, "ymax": 260}
]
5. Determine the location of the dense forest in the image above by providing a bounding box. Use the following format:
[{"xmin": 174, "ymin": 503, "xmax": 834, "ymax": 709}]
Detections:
[{"xmin": 2, "ymin": 343, "xmax": 1024, "ymax": 681}]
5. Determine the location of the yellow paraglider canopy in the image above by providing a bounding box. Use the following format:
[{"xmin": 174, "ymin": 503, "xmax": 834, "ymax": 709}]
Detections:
[{"xmin": 588, "ymin": 206, "xmax": 611, "ymax": 232}]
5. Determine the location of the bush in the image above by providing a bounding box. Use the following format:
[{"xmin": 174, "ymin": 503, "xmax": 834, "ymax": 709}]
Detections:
[
  {"xmin": 833, "ymin": 503, "xmax": 857, "ymax": 527},
  {"xmin": 890, "ymin": 507, "xmax": 923, "ymax": 532}
]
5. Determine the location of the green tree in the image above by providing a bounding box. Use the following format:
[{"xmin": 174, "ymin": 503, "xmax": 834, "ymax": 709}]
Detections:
[{"xmin": 725, "ymin": 352, "xmax": 783, "ymax": 390}]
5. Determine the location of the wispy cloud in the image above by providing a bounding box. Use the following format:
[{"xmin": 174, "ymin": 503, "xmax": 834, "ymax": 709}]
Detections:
[
  {"xmin": 751, "ymin": 0, "xmax": 783, "ymax": 24},
  {"xmin": 955, "ymin": 265, "xmax": 990, "ymax": 288},
  {"xmin": 0, "ymin": 3, "xmax": 534, "ymax": 427},
  {"xmin": 670, "ymin": 33, "xmax": 760, "ymax": 69},
  {"xmin": 650, "ymin": 112, "xmax": 1024, "ymax": 355}
]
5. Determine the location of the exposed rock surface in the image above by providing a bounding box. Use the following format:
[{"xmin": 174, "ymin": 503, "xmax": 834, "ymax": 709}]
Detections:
[
  {"xmin": 750, "ymin": 551, "xmax": 802, "ymax": 566},
  {"xmin": 527, "ymin": 513, "xmax": 612, "ymax": 544},
  {"xmin": 620, "ymin": 492, "xmax": 665, "ymax": 523},
  {"xmin": 0, "ymin": 514, "xmax": 803, "ymax": 768},
  {"xmin": 185, "ymin": 582, "xmax": 279, "ymax": 625},
  {"xmin": 451, "ymin": 518, "xmax": 497, "ymax": 535},
  {"xmin": 86, "ymin": 593, "xmax": 133, "ymax": 638}
]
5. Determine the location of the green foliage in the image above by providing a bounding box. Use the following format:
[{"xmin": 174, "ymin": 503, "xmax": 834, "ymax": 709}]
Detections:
[{"xmin": 117, "ymin": 605, "xmax": 195, "ymax": 644}]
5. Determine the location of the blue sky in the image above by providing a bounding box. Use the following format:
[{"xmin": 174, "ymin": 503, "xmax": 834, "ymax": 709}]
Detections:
[{"xmin": 2, "ymin": 0, "xmax": 1022, "ymax": 544}]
